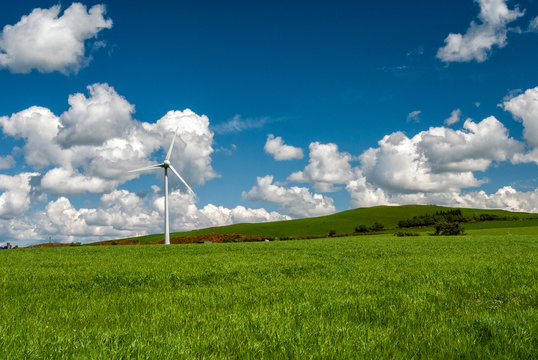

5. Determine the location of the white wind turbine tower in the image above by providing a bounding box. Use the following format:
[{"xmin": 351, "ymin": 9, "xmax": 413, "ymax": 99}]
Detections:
[{"xmin": 129, "ymin": 131, "xmax": 194, "ymax": 245}]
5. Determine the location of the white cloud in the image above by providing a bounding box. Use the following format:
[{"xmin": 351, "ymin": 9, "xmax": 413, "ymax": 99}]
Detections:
[
  {"xmin": 244, "ymin": 175, "xmax": 336, "ymax": 217},
  {"xmin": 359, "ymin": 117, "xmax": 522, "ymax": 194},
  {"xmin": 288, "ymin": 142, "xmax": 354, "ymax": 192},
  {"xmin": 444, "ymin": 108, "xmax": 461, "ymax": 125},
  {"xmin": 197, "ymin": 203, "xmax": 291, "ymax": 228},
  {"xmin": 40, "ymin": 167, "xmax": 117, "ymax": 195},
  {"xmin": 0, "ymin": 84, "xmax": 217, "ymax": 196},
  {"xmin": 56, "ymin": 83, "xmax": 135, "ymax": 147},
  {"xmin": 212, "ymin": 115, "xmax": 268, "ymax": 134},
  {"xmin": 346, "ymin": 169, "xmax": 391, "ymax": 208},
  {"xmin": 437, "ymin": 0, "xmax": 524, "ymax": 63},
  {"xmin": 0, "ymin": 172, "xmax": 39, "ymax": 219},
  {"xmin": 0, "ymin": 3, "xmax": 112, "ymax": 74},
  {"xmin": 264, "ymin": 134, "xmax": 303, "ymax": 160},
  {"xmin": 407, "ymin": 110, "xmax": 421, "ymax": 122},
  {"xmin": 418, "ymin": 117, "xmax": 523, "ymax": 172},
  {"xmin": 0, "ymin": 106, "xmax": 66, "ymax": 168},
  {"xmin": 503, "ymin": 86, "xmax": 538, "ymax": 147}
]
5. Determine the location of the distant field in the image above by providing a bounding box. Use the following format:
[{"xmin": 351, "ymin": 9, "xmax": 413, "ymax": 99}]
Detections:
[
  {"xmin": 96, "ymin": 205, "xmax": 538, "ymax": 245},
  {"xmin": 1, "ymin": 235, "xmax": 536, "ymax": 358}
]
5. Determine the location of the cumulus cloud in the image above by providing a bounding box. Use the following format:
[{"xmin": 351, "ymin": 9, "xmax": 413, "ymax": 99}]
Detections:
[
  {"xmin": 0, "ymin": 106, "xmax": 66, "ymax": 168},
  {"xmin": 56, "ymin": 83, "xmax": 135, "ymax": 147},
  {"xmin": 244, "ymin": 175, "xmax": 336, "ymax": 217},
  {"xmin": 0, "ymin": 84, "xmax": 217, "ymax": 196},
  {"xmin": 264, "ymin": 134, "xmax": 303, "ymax": 160},
  {"xmin": 437, "ymin": 0, "xmax": 524, "ymax": 63},
  {"xmin": 503, "ymin": 86, "xmax": 538, "ymax": 148},
  {"xmin": 212, "ymin": 115, "xmax": 269, "ymax": 134},
  {"xmin": 444, "ymin": 108, "xmax": 462, "ymax": 125},
  {"xmin": 288, "ymin": 142, "xmax": 354, "ymax": 192},
  {"xmin": 407, "ymin": 110, "xmax": 421, "ymax": 122},
  {"xmin": 359, "ymin": 117, "xmax": 522, "ymax": 194},
  {"xmin": 0, "ymin": 172, "xmax": 39, "ymax": 219},
  {"xmin": 0, "ymin": 3, "xmax": 112, "ymax": 74},
  {"xmin": 346, "ymin": 169, "xmax": 391, "ymax": 208}
]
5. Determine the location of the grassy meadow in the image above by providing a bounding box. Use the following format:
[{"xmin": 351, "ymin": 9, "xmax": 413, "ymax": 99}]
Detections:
[{"xmin": 1, "ymin": 234, "xmax": 537, "ymax": 359}]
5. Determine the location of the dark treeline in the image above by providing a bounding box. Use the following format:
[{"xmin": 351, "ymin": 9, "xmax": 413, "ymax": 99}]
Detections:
[{"xmin": 398, "ymin": 209, "xmax": 515, "ymax": 228}]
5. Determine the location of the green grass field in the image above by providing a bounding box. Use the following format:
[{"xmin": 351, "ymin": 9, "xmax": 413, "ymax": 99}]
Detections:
[{"xmin": 2, "ymin": 234, "xmax": 537, "ymax": 359}]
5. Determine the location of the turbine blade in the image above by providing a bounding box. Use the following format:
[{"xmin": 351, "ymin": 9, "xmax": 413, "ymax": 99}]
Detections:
[
  {"xmin": 165, "ymin": 131, "xmax": 178, "ymax": 161},
  {"xmin": 169, "ymin": 165, "xmax": 195, "ymax": 195},
  {"xmin": 128, "ymin": 163, "xmax": 163, "ymax": 173}
]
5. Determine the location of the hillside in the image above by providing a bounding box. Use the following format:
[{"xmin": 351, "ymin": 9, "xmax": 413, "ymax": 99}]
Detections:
[{"xmin": 94, "ymin": 205, "xmax": 538, "ymax": 245}]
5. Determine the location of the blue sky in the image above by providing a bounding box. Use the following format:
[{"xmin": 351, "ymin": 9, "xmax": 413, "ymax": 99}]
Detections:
[{"xmin": 1, "ymin": 0, "xmax": 538, "ymax": 245}]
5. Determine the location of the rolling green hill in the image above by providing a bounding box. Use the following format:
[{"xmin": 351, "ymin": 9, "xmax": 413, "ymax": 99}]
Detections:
[{"xmin": 95, "ymin": 205, "xmax": 538, "ymax": 245}]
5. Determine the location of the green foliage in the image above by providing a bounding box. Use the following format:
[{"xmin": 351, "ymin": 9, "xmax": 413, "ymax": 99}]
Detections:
[
  {"xmin": 433, "ymin": 220, "xmax": 466, "ymax": 236},
  {"xmin": 370, "ymin": 221, "xmax": 384, "ymax": 231},
  {"xmin": 1, "ymin": 235, "xmax": 536, "ymax": 358},
  {"xmin": 355, "ymin": 224, "xmax": 369, "ymax": 233},
  {"xmin": 328, "ymin": 229, "xmax": 337, "ymax": 237},
  {"xmin": 394, "ymin": 231, "xmax": 420, "ymax": 237}
]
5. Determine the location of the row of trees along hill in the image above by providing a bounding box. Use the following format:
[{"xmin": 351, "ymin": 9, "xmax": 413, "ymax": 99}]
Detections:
[{"xmin": 397, "ymin": 209, "xmax": 516, "ymax": 228}]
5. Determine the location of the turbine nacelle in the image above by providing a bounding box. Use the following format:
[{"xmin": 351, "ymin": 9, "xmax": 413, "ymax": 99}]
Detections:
[{"xmin": 163, "ymin": 159, "xmax": 171, "ymax": 168}]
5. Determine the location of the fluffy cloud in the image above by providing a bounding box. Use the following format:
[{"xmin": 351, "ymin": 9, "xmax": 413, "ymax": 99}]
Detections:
[
  {"xmin": 503, "ymin": 86, "xmax": 538, "ymax": 148},
  {"xmin": 418, "ymin": 117, "xmax": 523, "ymax": 172},
  {"xmin": 359, "ymin": 117, "xmax": 522, "ymax": 194},
  {"xmin": 0, "ymin": 83, "xmax": 216, "ymax": 196},
  {"xmin": 444, "ymin": 109, "xmax": 461, "ymax": 125},
  {"xmin": 288, "ymin": 142, "xmax": 354, "ymax": 192},
  {"xmin": 0, "ymin": 172, "xmax": 39, "ymax": 219},
  {"xmin": 346, "ymin": 169, "xmax": 390, "ymax": 208},
  {"xmin": 0, "ymin": 106, "xmax": 66, "ymax": 167},
  {"xmin": 437, "ymin": 0, "xmax": 524, "ymax": 62},
  {"xmin": 244, "ymin": 175, "xmax": 336, "ymax": 217},
  {"xmin": 264, "ymin": 134, "xmax": 303, "ymax": 160},
  {"xmin": 56, "ymin": 83, "xmax": 135, "ymax": 147},
  {"xmin": 0, "ymin": 3, "xmax": 112, "ymax": 74},
  {"xmin": 39, "ymin": 167, "xmax": 117, "ymax": 195}
]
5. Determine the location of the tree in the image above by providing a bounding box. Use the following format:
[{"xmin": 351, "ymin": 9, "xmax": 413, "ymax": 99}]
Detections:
[
  {"xmin": 432, "ymin": 220, "xmax": 465, "ymax": 236},
  {"xmin": 370, "ymin": 221, "xmax": 384, "ymax": 232}
]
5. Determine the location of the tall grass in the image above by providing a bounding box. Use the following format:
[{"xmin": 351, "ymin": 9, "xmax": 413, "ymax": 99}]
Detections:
[{"xmin": 1, "ymin": 235, "xmax": 536, "ymax": 358}]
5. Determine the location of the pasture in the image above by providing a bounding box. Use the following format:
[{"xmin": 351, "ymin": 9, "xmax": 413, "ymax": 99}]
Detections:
[{"xmin": 1, "ymin": 234, "xmax": 536, "ymax": 358}]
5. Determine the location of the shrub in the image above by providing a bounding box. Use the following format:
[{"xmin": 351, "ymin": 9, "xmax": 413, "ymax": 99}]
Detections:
[
  {"xmin": 432, "ymin": 220, "xmax": 466, "ymax": 236},
  {"xmin": 370, "ymin": 221, "xmax": 384, "ymax": 232},
  {"xmin": 355, "ymin": 225, "xmax": 369, "ymax": 233},
  {"xmin": 328, "ymin": 229, "xmax": 337, "ymax": 237},
  {"xmin": 394, "ymin": 231, "xmax": 420, "ymax": 237}
]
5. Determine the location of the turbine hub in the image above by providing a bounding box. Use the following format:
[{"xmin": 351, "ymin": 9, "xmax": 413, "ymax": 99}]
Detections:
[{"xmin": 163, "ymin": 160, "xmax": 171, "ymax": 168}]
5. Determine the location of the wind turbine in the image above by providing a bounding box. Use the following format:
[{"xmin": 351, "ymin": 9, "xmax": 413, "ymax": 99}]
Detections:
[{"xmin": 129, "ymin": 131, "xmax": 194, "ymax": 245}]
